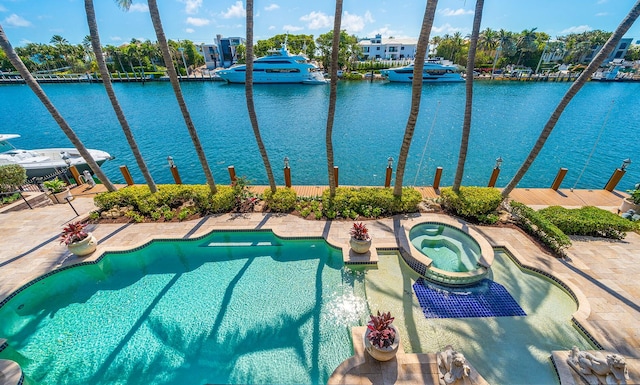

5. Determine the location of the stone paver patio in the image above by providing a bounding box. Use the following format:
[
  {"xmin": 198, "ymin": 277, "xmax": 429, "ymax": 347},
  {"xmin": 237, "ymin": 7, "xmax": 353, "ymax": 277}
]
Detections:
[{"xmin": 0, "ymin": 190, "xmax": 639, "ymax": 384}]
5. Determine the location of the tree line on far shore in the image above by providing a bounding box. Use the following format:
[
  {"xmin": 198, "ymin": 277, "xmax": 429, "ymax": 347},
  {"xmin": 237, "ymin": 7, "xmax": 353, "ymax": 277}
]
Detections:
[{"xmin": 2, "ymin": 27, "xmax": 639, "ymax": 77}]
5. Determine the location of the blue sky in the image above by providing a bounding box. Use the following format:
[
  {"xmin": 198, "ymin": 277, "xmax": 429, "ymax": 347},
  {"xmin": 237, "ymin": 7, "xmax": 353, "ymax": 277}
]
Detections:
[{"xmin": 1, "ymin": 0, "xmax": 639, "ymax": 47}]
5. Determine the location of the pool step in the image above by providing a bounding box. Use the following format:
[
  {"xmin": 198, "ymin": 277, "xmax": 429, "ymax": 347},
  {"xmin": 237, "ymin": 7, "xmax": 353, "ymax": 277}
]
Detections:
[{"xmin": 206, "ymin": 241, "xmax": 280, "ymax": 247}]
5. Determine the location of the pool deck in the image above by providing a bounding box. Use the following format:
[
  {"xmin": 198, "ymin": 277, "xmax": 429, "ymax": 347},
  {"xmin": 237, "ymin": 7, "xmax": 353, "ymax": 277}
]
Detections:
[{"xmin": 0, "ymin": 186, "xmax": 639, "ymax": 384}]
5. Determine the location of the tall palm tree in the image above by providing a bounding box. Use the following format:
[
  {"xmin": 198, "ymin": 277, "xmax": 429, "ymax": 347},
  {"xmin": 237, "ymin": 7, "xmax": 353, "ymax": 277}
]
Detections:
[
  {"xmin": 325, "ymin": 0, "xmax": 344, "ymax": 198},
  {"xmin": 393, "ymin": 0, "xmax": 439, "ymax": 197},
  {"xmin": 0, "ymin": 23, "xmax": 117, "ymax": 192},
  {"xmin": 85, "ymin": 0, "xmax": 157, "ymax": 193},
  {"xmin": 118, "ymin": 0, "xmax": 217, "ymax": 193},
  {"xmin": 516, "ymin": 27, "xmax": 538, "ymax": 65},
  {"xmin": 245, "ymin": 0, "xmax": 276, "ymax": 193},
  {"xmin": 502, "ymin": 0, "xmax": 640, "ymax": 199},
  {"xmin": 452, "ymin": 0, "xmax": 484, "ymax": 193}
]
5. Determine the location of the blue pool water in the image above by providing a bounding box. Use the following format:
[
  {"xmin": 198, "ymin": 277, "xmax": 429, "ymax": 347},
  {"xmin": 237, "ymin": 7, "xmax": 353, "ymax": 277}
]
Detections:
[
  {"xmin": 408, "ymin": 223, "xmax": 482, "ymax": 272},
  {"xmin": 0, "ymin": 81, "xmax": 638, "ymax": 190},
  {"xmin": 0, "ymin": 231, "xmax": 368, "ymax": 385}
]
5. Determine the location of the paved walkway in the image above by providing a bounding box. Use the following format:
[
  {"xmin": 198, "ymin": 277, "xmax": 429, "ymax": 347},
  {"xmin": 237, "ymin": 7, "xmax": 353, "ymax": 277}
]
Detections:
[{"xmin": 0, "ymin": 189, "xmax": 639, "ymax": 384}]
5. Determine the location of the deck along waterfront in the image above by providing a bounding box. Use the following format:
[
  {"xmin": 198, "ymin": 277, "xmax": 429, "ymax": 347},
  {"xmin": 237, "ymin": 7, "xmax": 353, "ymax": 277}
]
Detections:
[{"xmin": 0, "ymin": 186, "xmax": 637, "ymax": 385}]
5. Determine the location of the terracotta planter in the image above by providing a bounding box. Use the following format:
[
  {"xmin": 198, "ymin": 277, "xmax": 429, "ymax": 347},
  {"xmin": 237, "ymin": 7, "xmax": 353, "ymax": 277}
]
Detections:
[
  {"xmin": 349, "ymin": 237, "xmax": 372, "ymax": 254},
  {"xmin": 363, "ymin": 325, "xmax": 400, "ymax": 361},
  {"xmin": 619, "ymin": 197, "xmax": 640, "ymax": 214},
  {"xmin": 67, "ymin": 233, "xmax": 97, "ymax": 257},
  {"xmin": 50, "ymin": 188, "xmax": 72, "ymax": 204}
]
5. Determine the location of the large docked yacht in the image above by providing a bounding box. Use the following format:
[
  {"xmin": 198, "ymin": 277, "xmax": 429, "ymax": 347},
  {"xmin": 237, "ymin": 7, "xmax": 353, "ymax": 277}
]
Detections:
[
  {"xmin": 380, "ymin": 58, "xmax": 464, "ymax": 83},
  {"xmin": 215, "ymin": 42, "xmax": 327, "ymax": 85}
]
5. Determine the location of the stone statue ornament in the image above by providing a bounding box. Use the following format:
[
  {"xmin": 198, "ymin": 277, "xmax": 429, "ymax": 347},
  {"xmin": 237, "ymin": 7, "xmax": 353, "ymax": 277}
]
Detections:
[
  {"xmin": 437, "ymin": 345, "xmax": 471, "ymax": 385},
  {"xmin": 567, "ymin": 346, "xmax": 629, "ymax": 385}
]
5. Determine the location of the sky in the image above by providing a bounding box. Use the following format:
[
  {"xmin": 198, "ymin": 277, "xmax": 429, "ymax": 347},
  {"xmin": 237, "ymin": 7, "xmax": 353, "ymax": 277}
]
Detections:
[{"xmin": 1, "ymin": 0, "xmax": 639, "ymax": 47}]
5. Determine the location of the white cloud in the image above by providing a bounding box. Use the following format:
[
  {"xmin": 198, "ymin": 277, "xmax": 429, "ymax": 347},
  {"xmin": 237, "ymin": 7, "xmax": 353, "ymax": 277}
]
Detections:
[
  {"xmin": 597, "ymin": 0, "xmax": 608, "ymax": 3},
  {"xmin": 595, "ymin": 12, "xmax": 608, "ymax": 16},
  {"xmin": 4, "ymin": 14, "xmax": 31, "ymax": 27},
  {"xmin": 222, "ymin": 1, "xmax": 245, "ymax": 19},
  {"xmin": 432, "ymin": 23, "xmax": 462, "ymax": 34},
  {"xmin": 186, "ymin": 17, "xmax": 210, "ymax": 26},
  {"xmin": 110, "ymin": 36, "xmax": 123, "ymax": 42},
  {"xmin": 265, "ymin": 4, "xmax": 279, "ymax": 11},
  {"xmin": 0, "ymin": 5, "xmax": 7, "ymax": 12},
  {"xmin": 364, "ymin": 11, "xmax": 374, "ymax": 23},
  {"xmin": 181, "ymin": 0, "xmax": 202, "ymax": 15},
  {"xmin": 268, "ymin": 25, "xmax": 276, "ymax": 30},
  {"xmin": 561, "ymin": 25, "xmax": 591, "ymax": 34},
  {"xmin": 440, "ymin": 8, "xmax": 473, "ymax": 16},
  {"xmin": 129, "ymin": 3, "xmax": 149, "ymax": 12},
  {"xmin": 282, "ymin": 24, "xmax": 304, "ymax": 32},
  {"xmin": 369, "ymin": 26, "xmax": 399, "ymax": 38},
  {"xmin": 300, "ymin": 11, "xmax": 332, "ymax": 30},
  {"xmin": 342, "ymin": 11, "xmax": 365, "ymax": 33},
  {"xmin": 185, "ymin": 28, "xmax": 195, "ymax": 33}
]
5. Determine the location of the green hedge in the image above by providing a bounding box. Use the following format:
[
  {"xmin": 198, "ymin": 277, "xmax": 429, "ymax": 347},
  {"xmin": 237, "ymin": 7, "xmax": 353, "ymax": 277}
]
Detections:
[
  {"xmin": 94, "ymin": 184, "xmax": 235, "ymax": 217},
  {"xmin": 263, "ymin": 187, "xmax": 297, "ymax": 212},
  {"xmin": 321, "ymin": 187, "xmax": 421, "ymax": 219},
  {"xmin": 538, "ymin": 205, "xmax": 638, "ymax": 240},
  {"xmin": 0, "ymin": 164, "xmax": 27, "ymax": 192},
  {"xmin": 509, "ymin": 201, "xmax": 572, "ymax": 255},
  {"xmin": 439, "ymin": 186, "xmax": 503, "ymax": 224}
]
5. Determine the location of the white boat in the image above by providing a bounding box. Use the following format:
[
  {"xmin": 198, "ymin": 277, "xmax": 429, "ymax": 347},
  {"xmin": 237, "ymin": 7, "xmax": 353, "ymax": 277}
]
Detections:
[
  {"xmin": 0, "ymin": 134, "xmax": 112, "ymax": 179},
  {"xmin": 380, "ymin": 58, "xmax": 464, "ymax": 83},
  {"xmin": 215, "ymin": 42, "xmax": 328, "ymax": 85}
]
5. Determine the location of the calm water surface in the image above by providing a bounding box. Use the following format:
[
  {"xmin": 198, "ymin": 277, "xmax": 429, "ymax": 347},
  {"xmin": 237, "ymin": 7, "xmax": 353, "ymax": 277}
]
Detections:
[{"xmin": 0, "ymin": 80, "xmax": 638, "ymax": 190}]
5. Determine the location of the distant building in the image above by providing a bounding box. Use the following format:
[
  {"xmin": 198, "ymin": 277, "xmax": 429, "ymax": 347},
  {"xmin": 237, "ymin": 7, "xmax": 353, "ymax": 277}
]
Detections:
[
  {"xmin": 216, "ymin": 35, "xmax": 246, "ymax": 68},
  {"xmin": 197, "ymin": 44, "xmax": 220, "ymax": 70},
  {"xmin": 358, "ymin": 34, "xmax": 418, "ymax": 60},
  {"xmin": 583, "ymin": 37, "xmax": 633, "ymax": 64}
]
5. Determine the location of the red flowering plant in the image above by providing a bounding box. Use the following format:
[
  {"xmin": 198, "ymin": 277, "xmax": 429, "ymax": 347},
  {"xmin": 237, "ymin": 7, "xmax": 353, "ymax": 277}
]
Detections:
[
  {"xmin": 350, "ymin": 222, "xmax": 370, "ymax": 241},
  {"xmin": 59, "ymin": 221, "xmax": 89, "ymax": 245},
  {"xmin": 366, "ymin": 311, "xmax": 396, "ymax": 348}
]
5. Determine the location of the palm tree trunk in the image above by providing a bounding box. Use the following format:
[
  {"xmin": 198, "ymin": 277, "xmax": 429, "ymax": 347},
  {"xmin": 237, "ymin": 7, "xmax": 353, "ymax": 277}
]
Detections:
[
  {"xmin": 0, "ymin": 23, "xmax": 117, "ymax": 192},
  {"xmin": 502, "ymin": 0, "xmax": 640, "ymax": 198},
  {"xmin": 393, "ymin": 0, "xmax": 439, "ymax": 197},
  {"xmin": 147, "ymin": 0, "xmax": 217, "ymax": 193},
  {"xmin": 325, "ymin": 0, "xmax": 344, "ymax": 198},
  {"xmin": 84, "ymin": 0, "xmax": 157, "ymax": 193},
  {"xmin": 245, "ymin": 0, "xmax": 277, "ymax": 193},
  {"xmin": 452, "ymin": 0, "xmax": 484, "ymax": 192}
]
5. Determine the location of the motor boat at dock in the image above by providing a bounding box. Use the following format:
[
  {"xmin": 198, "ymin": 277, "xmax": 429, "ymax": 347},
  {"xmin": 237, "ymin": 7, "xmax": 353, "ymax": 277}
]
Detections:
[
  {"xmin": 0, "ymin": 134, "xmax": 113, "ymax": 179},
  {"xmin": 380, "ymin": 58, "xmax": 464, "ymax": 83},
  {"xmin": 215, "ymin": 41, "xmax": 327, "ymax": 85}
]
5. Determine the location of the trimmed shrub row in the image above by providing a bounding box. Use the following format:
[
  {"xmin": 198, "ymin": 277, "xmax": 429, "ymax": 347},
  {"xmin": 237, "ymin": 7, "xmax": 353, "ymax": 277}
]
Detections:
[
  {"xmin": 439, "ymin": 186, "xmax": 502, "ymax": 224},
  {"xmin": 509, "ymin": 201, "xmax": 572, "ymax": 255},
  {"xmin": 539, "ymin": 205, "xmax": 638, "ymax": 240},
  {"xmin": 321, "ymin": 187, "xmax": 422, "ymax": 220}
]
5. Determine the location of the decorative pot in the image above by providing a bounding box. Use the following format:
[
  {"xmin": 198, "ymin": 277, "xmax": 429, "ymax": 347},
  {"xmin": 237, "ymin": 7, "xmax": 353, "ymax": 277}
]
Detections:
[
  {"xmin": 363, "ymin": 325, "xmax": 400, "ymax": 361},
  {"xmin": 50, "ymin": 188, "xmax": 72, "ymax": 204},
  {"xmin": 349, "ymin": 237, "xmax": 372, "ymax": 254},
  {"xmin": 67, "ymin": 233, "xmax": 97, "ymax": 257},
  {"xmin": 619, "ymin": 197, "xmax": 640, "ymax": 214}
]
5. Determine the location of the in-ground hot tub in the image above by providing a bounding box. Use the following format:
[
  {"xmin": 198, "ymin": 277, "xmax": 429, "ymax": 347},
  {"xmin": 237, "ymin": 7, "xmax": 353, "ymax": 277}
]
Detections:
[{"xmin": 404, "ymin": 221, "xmax": 494, "ymax": 286}]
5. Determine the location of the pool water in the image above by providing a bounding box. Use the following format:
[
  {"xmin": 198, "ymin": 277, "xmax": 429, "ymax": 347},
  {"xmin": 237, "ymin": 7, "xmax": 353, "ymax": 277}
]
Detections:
[
  {"xmin": 364, "ymin": 249, "xmax": 596, "ymax": 385},
  {"xmin": 408, "ymin": 223, "xmax": 482, "ymax": 272},
  {"xmin": 0, "ymin": 231, "xmax": 368, "ymax": 385}
]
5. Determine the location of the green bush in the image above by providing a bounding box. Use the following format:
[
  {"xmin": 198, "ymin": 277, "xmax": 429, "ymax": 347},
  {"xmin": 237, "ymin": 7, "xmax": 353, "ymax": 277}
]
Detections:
[
  {"xmin": 93, "ymin": 184, "xmax": 235, "ymax": 219},
  {"xmin": 0, "ymin": 164, "xmax": 27, "ymax": 192},
  {"xmin": 263, "ymin": 187, "xmax": 297, "ymax": 212},
  {"xmin": 538, "ymin": 205, "xmax": 638, "ymax": 240},
  {"xmin": 509, "ymin": 201, "xmax": 572, "ymax": 255},
  {"xmin": 439, "ymin": 186, "xmax": 503, "ymax": 224},
  {"xmin": 321, "ymin": 187, "xmax": 421, "ymax": 219}
]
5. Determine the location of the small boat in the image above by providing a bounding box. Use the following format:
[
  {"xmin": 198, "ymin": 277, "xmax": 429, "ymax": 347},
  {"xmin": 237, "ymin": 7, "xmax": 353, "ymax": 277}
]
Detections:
[
  {"xmin": 215, "ymin": 41, "xmax": 327, "ymax": 85},
  {"xmin": 0, "ymin": 134, "xmax": 113, "ymax": 179},
  {"xmin": 380, "ymin": 58, "xmax": 464, "ymax": 83}
]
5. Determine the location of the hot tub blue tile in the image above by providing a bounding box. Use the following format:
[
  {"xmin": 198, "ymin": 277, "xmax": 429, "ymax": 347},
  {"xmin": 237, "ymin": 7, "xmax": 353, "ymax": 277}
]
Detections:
[{"xmin": 413, "ymin": 278, "xmax": 526, "ymax": 319}]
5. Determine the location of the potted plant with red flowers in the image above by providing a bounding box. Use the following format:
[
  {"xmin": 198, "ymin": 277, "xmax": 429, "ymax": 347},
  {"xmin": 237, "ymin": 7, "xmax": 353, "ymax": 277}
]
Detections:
[
  {"xmin": 60, "ymin": 221, "xmax": 97, "ymax": 257},
  {"xmin": 349, "ymin": 222, "xmax": 371, "ymax": 254},
  {"xmin": 363, "ymin": 311, "xmax": 400, "ymax": 361}
]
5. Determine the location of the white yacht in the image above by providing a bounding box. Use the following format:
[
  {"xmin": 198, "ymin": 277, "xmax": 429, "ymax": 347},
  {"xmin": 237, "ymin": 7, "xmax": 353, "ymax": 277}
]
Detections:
[
  {"xmin": 380, "ymin": 58, "xmax": 464, "ymax": 83},
  {"xmin": 215, "ymin": 42, "xmax": 327, "ymax": 85},
  {"xmin": 0, "ymin": 134, "xmax": 112, "ymax": 179}
]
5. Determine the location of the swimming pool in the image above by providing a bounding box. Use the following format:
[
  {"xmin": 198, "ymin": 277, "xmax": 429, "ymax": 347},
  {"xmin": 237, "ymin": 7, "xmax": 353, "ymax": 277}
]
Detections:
[
  {"xmin": 409, "ymin": 222, "xmax": 482, "ymax": 272},
  {"xmin": 0, "ymin": 231, "xmax": 368, "ymax": 385}
]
